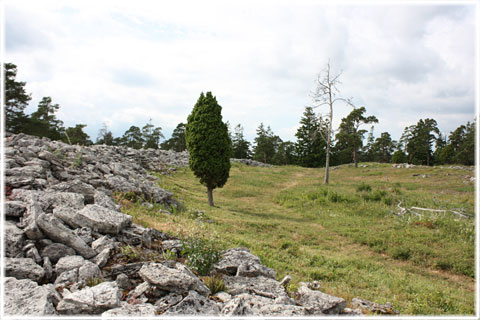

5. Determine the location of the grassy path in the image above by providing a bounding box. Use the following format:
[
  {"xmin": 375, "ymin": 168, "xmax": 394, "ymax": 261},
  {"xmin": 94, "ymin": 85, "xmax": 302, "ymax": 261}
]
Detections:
[{"xmin": 123, "ymin": 162, "xmax": 475, "ymax": 315}]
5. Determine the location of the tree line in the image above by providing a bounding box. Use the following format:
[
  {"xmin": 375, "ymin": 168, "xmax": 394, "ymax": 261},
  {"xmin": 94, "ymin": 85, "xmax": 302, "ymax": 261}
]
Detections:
[{"xmin": 4, "ymin": 62, "xmax": 475, "ymax": 168}]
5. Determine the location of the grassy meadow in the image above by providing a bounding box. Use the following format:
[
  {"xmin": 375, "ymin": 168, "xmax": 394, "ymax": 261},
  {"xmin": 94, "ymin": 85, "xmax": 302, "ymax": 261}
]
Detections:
[{"xmin": 120, "ymin": 162, "xmax": 476, "ymax": 315}]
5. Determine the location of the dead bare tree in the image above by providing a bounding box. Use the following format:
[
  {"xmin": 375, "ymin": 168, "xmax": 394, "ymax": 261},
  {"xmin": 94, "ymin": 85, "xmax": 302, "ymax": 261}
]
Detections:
[{"xmin": 311, "ymin": 62, "xmax": 353, "ymax": 184}]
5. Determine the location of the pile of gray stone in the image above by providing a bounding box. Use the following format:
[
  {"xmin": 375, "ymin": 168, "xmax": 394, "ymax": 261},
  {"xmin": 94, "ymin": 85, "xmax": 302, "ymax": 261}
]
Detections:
[
  {"xmin": 3, "ymin": 133, "xmax": 397, "ymax": 316},
  {"xmin": 231, "ymin": 158, "xmax": 273, "ymax": 167}
]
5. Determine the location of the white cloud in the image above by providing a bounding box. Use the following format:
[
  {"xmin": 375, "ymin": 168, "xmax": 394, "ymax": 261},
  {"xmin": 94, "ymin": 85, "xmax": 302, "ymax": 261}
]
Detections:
[{"xmin": 4, "ymin": 1, "xmax": 476, "ymax": 143}]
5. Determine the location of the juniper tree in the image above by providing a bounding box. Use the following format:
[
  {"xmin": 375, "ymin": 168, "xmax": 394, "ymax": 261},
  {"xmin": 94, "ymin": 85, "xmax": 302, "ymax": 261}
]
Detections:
[{"xmin": 186, "ymin": 92, "xmax": 232, "ymax": 206}]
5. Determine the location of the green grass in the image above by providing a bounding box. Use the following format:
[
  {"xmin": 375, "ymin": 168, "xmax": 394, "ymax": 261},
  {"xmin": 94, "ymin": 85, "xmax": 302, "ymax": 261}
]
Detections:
[{"xmin": 120, "ymin": 161, "xmax": 475, "ymax": 315}]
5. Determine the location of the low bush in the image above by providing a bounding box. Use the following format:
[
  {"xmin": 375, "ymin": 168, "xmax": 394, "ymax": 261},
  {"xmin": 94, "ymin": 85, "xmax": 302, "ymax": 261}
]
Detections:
[{"xmin": 181, "ymin": 237, "xmax": 222, "ymax": 276}]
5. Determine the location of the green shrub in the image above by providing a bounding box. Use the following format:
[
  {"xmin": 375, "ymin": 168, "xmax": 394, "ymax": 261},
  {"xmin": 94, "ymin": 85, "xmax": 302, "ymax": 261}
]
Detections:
[
  {"xmin": 435, "ymin": 259, "xmax": 453, "ymax": 271},
  {"xmin": 356, "ymin": 182, "xmax": 372, "ymax": 192},
  {"xmin": 181, "ymin": 237, "xmax": 222, "ymax": 276},
  {"xmin": 121, "ymin": 245, "xmax": 141, "ymax": 262},
  {"xmin": 162, "ymin": 249, "xmax": 177, "ymax": 261},
  {"xmin": 391, "ymin": 247, "xmax": 411, "ymax": 260}
]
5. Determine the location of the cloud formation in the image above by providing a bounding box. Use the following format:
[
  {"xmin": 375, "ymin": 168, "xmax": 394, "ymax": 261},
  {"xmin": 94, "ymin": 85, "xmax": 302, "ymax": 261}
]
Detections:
[{"xmin": 4, "ymin": 1, "xmax": 476, "ymax": 143}]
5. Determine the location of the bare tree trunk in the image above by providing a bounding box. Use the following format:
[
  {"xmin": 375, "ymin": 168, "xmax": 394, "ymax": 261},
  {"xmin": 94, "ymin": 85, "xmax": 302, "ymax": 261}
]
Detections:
[
  {"xmin": 353, "ymin": 149, "xmax": 358, "ymax": 168},
  {"xmin": 207, "ymin": 187, "xmax": 214, "ymax": 206},
  {"xmin": 325, "ymin": 88, "xmax": 333, "ymax": 185},
  {"xmin": 263, "ymin": 151, "xmax": 267, "ymax": 164}
]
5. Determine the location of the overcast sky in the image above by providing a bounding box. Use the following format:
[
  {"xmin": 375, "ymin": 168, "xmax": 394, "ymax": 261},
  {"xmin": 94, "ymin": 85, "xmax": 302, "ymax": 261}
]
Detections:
[{"xmin": 3, "ymin": 0, "xmax": 477, "ymax": 144}]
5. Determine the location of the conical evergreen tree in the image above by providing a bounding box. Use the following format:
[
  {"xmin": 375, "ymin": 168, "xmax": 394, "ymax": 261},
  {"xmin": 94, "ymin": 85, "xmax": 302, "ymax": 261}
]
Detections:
[
  {"xmin": 295, "ymin": 107, "xmax": 326, "ymax": 167},
  {"xmin": 186, "ymin": 92, "xmax": 232, "ymax": 206}
]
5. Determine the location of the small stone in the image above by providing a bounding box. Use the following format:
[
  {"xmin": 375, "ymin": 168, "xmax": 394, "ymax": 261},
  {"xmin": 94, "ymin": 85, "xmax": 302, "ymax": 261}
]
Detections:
[{"xmin": 115, "ymin": 273, "xmax": 131, "ymax": 290}]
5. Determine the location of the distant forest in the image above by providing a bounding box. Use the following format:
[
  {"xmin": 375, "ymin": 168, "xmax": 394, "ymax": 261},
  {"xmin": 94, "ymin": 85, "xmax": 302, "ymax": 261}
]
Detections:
[{"xmin": 5, "ymin": 63, "xmax": 475, "ymax": 167}]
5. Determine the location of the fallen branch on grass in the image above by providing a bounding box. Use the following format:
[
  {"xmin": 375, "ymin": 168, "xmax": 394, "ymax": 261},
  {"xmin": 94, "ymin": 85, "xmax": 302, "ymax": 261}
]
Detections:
[{"xmin": 393, "ymin": 202, "xmax": 471, "ymax": 219}]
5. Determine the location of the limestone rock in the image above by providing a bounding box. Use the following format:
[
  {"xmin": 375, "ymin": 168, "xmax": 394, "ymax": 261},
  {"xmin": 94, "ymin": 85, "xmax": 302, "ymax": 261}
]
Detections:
[
  {"xmin": 223, "ymin": 275, "xmax": 289, "ymax": 300},
  {"xmin": 5, "ymin": 257, "xmax": 45, "ymax": 282},
  {"xmin": 155, "ymin": 293, "xmax": 184, "ymax": 312},
  {"xmin": 78, "ymin": 261, "xmax": 102, "ymax": 282},
  {"xmin": 40, "ymin": 243, "xmax": 76, "ymax": 263},
  {"xmin": 352, "ymin": 297, "xmax": 399, "ymax": 315},
  {"xmin": 164, "ymin": 290, "xmax": 220, "ymax": 315},
  {"xmin": 92, "ymin": 235, "xmax": 115, "ymax": 252},
  {"xmin": 54, "ymin": 269, "xmax": 79, "ymax": 287},
  {"xmin": 3, "ymin": 277, "xmax": 57, "ymax": 316},
  {"xmin": 92, "ymin": 248, "xmax": 111, "ymax": 268},
  {"xmin": 115, "ymin": 273, "xmax": 131, "ymax": 290},
  {"xmin": 56, "ymin": 281, "xmax": 121, "ymax": 314},
  {"xmin": 213, "ymin": 247, "xmax": 276, "ymax": 279},
  {"xmin": 36, "ymin": 213, "xmax": 97, "ymax": 259},
  {"xmin": 55, "ymin": 255, "xmax": 85, "ymax": 274},
  {"xmin": 297, "ymin": 284, "xmax": 346, "ymax": 315},
  {"xmin": 4, "ymin": 200, "xmax": 26, "ymax": 217},
  {"xmin": 4, "ymin": 219, "xmax": 25, "ymax": 258},
  {"xmin": 139, "ymin": 262, "xmax": 210, "ymax": 296},
  {"xmin": 21, "ymin": 202, "xmax": 45, "ymax": 240},
  {"xmin": 102, "ymin": 302, "xmax": 158, "ymax": 317},
  {"xmin": 57, "ymin": 204, "xmax": 132, "ymax": 234},
  {"xmin": 48, "ymin": 179, "xmax": 95, "ymax": 203},
  {"xmin": 221, "ymin": 293, "xmax": 273, "ymax": 315},
  {"xmin": 94, "ymin": 190, "xmax": 120, "ymax": 211}
]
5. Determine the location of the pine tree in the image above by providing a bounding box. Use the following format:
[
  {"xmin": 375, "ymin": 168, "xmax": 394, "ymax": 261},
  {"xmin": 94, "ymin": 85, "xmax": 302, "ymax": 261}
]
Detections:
[
  {"xmin": 4, "ymin": 63, "xmax": 32, "ymax": 133},
  {"xmin": 372, "ymin": 132, "xmax": 394, "ymax": 163},
  {"xmin": 335, "ymin": 107, "xmax": 378, "ymax": 167},
  {"xmin": 160, "ymin": 123, "xmax": 187, "ymax": 152},
  {"xmin": 121, "ymin": 125, "xmax": 144, "ymax": 149},
  {"xmin": 232, "ymin": 124, "xmax": 251, "ymax": 159},
  {"xmin": 186, "ymin": 92, "xmax": 232, "ymax": 206},
  {"xmin": 405, "ymin": 119, "xmax": 440, "ymax": 165},
  {"xmin": 142, "ymin": 119, "xmax": 164, "ymax": 149},
  {"xmin": 29, "ymin": 97, "xmax": 64, "ymax": 140},
  {"xmin": 64, "ymin": 124, "xmax": 92, "ymax": 145},
  {"xmin": 295, "ymin": 107, "xmax": 326, "ymax": 167},
  {"xmin": 253, "ymin": 123, "xmax": 280, "ymax": 164}
]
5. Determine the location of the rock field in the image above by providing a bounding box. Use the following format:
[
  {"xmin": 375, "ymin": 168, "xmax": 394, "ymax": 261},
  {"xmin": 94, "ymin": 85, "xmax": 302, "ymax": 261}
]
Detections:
[{"xmin": 3, "ymin": 132, "xmax": 397, "ymax": 316}]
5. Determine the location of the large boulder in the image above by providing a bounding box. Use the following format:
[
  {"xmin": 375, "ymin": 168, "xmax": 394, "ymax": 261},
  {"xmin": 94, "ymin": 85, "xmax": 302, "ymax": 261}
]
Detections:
[
  {"xmin": 56, "ymin": 281, "xmax": 121, "ymax": 314},
  {"xmin": 223, "ymin": 275, "xmax": 290, "ymax": 301},
  {"xmin": 47, "ymin": 179, "xmax": 95, "ymax": 203},
  {"xmin": 139, "ymin": 262, "xmax": 210, "ymax": 296},
  {"xmin": 164, "ymin": 290, "xmax": 220, "ymax": 315},
  {"xmin": 4, "ymin": 258, "xmax": 45, "ymax": 282},
  {"xmin": 213, "ymin": 247, "xmax": 276, "ymax": 279},
  {"xmin": 3, "ymin": 277, "xmax": 57, "ymax": 316},
  {"xmin": 36, "ymin": 213, "xmax": 97, "ymax": 259},
  {"xmin": 54, "ymin": 204, "xmax": 132, "ymax": 234},
  {"xmin": 297, "ymin": 284, "xmax": 347, "ymax": 315}
]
